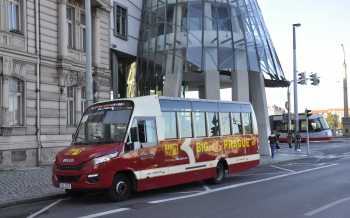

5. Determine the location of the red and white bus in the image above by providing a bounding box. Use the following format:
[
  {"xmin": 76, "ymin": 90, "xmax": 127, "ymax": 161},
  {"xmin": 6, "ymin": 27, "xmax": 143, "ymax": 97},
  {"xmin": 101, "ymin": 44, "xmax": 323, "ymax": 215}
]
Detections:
[{"xmin": 53, "ymin": 96, "xmax": 260, "ymax": 201}]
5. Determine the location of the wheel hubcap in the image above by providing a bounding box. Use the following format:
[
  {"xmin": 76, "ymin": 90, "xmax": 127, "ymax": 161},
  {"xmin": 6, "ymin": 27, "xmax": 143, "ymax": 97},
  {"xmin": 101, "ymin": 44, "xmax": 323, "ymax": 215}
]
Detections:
[{"xmin": 116, "ymin": 181, "xmax": 127, "ymax": 195}]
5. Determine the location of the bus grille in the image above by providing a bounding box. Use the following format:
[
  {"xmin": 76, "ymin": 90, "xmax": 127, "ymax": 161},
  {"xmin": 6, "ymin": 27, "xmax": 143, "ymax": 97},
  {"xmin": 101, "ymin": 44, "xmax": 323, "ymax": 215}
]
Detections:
[
  {"xmin": 57, "ymin": 175, "xmax": 81, "ymax": 183},
  {"xmin": 57, "ymin": 164, "xmax": 83, "ymax": 171}
]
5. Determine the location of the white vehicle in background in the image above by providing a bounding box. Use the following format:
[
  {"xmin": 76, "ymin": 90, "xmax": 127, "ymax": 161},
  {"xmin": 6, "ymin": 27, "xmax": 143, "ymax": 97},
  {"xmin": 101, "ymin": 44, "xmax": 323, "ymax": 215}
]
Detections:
[{"xmin": 270, "ymin": 114, "xmax": 333, "ymax": 142}]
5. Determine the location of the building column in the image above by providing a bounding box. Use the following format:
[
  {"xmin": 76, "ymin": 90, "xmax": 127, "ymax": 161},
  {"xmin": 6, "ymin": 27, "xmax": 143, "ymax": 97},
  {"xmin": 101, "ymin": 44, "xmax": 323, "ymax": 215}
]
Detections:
[
  {"xmin": 249, "ymin": 72, "xmax": 271, "ymax": 156},
  {"xmin": 198, "ymin": 85, "xmax": 205, "ymax": 99},
  {"xmin": 205, "ymin": 71, "xmax": 220, "ymax": 100},
  {"xmin": 163, "ymin": 54, "xmax": 183, "ymax": 97},
  {"xmin": 58, "ymin": 0, "xmax": 68, "ymax": 58},
  {"xmin": 232, "ymin": 50, "xmax": 249, "ymax": 102}
]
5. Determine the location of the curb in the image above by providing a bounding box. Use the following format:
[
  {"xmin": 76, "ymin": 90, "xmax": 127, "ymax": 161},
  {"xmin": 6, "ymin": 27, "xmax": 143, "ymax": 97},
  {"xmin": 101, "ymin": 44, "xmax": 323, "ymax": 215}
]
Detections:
[{"xmin": 0, "ymin": 193, "xmax": 66, "ymax": 209}]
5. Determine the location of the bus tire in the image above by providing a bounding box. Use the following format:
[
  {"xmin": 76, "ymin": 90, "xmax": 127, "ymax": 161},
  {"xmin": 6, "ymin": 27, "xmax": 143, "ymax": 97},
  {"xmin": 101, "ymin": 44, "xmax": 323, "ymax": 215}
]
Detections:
[
  {"xmin": 108, "ymin": 174, "xmax": 132, "ymax": 202},
  {"xmin": 211, "ymin": 161, "xmax": 226, "ymax": 184}
]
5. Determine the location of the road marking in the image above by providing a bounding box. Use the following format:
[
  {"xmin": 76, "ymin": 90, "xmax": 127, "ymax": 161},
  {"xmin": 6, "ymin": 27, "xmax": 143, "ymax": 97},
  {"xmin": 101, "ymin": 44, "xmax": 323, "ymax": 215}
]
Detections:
[
  {"xmin": 270, "ymin": 165, "xmax": 296, "ymax": 173},
  {"xmin": 27, "ymin": 198, "xmax": 66, "ymax": 218},
  {"xmin": 148, "ymin": 164, "xmax": 338, "ymax": 204},
  {"xmin": 232, "ymin": 172, "xmax": 283, "ymax": 177},
  {"xmin": 76, "ymin": 208, "xmax": 130, "ymax": 218},
  {"xmin": 175, "ymin": 190, "xmax": 202, "ymax": 194},
  {"xmin": 304, "ymin": 196, "xmax": 350, "ymax": 216}
]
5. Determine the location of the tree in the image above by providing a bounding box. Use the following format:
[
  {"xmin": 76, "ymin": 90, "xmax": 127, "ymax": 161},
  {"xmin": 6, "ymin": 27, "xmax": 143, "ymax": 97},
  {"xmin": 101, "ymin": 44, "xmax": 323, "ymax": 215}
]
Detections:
[{"xmin": 325, "ymin": 112, "xmax": 340, "ymax": 131}]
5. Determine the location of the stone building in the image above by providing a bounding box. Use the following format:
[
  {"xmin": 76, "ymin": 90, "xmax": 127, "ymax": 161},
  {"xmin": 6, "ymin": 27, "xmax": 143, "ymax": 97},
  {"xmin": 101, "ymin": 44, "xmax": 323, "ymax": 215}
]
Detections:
[{"xmin": 0, "ymin": 0, "xmax": 111, "ymax": 168}]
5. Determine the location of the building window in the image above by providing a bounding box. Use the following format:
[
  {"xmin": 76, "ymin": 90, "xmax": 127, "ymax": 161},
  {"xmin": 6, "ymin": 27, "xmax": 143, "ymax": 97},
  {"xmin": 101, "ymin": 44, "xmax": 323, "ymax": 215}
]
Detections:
[
  {"xmin": 8, "ymin": 77, "xmax": 24, "ymax": 126},
  {"xmin": 81, "ymin": 87, "xmax": 87, "ymax": 115},
  {"xmin": 80, "ymin": 12, "xmax": 86, "ymax": 51},
  {"xmin": 7, "ymin": 0, "xmax": 22, "ymax": 33},
  {"xmin": 67, "ymin": 5, "xmax": 75, "ymax": 49},
  {"xmin": 114, "ymin": 4, "xmax": 127, "ymax": 40},
  {"xmin": 67, "ymin": 86, "xmax": 76, "ymax": 126}
]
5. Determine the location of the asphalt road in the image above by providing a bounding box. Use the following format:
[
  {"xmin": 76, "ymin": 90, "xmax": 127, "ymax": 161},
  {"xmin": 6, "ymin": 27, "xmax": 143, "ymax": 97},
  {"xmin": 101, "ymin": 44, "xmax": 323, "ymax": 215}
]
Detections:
[{"xmin": 2, "ymin": 138, "xmax": 350, "ymax": 218}]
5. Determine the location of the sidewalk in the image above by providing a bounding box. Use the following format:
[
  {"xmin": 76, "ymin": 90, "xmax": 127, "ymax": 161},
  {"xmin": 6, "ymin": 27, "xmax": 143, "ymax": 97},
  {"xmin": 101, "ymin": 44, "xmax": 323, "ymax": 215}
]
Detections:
[
  {"xmin": 0, "ymin": 144, "xmax": 315, "ymax": 208},
  {"xmin": 260, "ymin": 144, "xmax": 314, "ymax": 165},
  {"xmin": 0, "ymin": 166, "xmax": 65, "ymax": 208}
]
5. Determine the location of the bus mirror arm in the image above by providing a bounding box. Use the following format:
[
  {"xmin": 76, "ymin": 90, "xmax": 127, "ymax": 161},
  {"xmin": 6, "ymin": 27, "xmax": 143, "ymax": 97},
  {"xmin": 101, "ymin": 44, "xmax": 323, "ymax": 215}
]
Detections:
[{"xmin": 125, "ymin": 142, "xmax": 134, "ymax": 152}]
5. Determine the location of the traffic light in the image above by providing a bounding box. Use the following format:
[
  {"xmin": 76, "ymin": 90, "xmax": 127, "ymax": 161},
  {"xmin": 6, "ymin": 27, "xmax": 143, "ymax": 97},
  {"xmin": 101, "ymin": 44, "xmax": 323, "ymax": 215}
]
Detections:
[
  {"xmin": 310, "ymin": 73, "xmax": 320, "ymax": 86},
  {"xmin": 305, "ymin": 109, "xmax": 312, "ymax": 117},
  {"xmin": 297, "ymin": 72, "xmax": 306, "ymax": 84}
]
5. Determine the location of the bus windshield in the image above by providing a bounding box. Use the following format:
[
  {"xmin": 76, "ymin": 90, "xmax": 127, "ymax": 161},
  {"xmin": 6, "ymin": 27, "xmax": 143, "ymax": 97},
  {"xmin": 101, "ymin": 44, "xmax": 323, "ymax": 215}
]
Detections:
[{"xmin": 73, "ymin": 104, "xmax": 133, "ymax": 145}]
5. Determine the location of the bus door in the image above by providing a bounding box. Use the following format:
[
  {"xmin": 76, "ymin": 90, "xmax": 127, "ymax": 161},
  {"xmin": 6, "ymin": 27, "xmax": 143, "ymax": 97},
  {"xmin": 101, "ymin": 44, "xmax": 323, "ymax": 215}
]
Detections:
[{"xmin": 127, "ymin": 117, "xmax": 163, "ymax": 173}]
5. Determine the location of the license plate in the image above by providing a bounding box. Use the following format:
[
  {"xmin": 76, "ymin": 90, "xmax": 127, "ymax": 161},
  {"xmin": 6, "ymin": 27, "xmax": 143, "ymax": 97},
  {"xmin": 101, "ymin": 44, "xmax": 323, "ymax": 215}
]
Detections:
[{"xmin": 59, "ymin": 183, "xmax": 71, "ymax": 189}]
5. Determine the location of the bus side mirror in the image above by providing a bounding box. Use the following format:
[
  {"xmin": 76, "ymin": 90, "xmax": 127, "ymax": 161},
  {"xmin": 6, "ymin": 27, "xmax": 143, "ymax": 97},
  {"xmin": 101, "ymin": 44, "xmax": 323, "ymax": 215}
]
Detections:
[{"xmin": 130, "ymin": 127, "xmax": 138, "ymax": 142}]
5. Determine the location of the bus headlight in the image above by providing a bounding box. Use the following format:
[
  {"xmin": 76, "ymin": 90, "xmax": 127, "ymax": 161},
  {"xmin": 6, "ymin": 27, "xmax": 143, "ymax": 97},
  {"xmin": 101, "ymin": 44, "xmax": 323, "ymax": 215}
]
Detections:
[{"xmin": 93, "ymin": 152, "xmax": 118, "ymax": 166}]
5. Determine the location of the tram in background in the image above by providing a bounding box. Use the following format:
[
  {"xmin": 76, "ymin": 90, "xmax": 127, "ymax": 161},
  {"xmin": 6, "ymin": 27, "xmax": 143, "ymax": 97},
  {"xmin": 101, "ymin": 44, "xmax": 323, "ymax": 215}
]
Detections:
[{"xmin": 270, "ymin": 113, "xmax": 333, "ymax": 142}]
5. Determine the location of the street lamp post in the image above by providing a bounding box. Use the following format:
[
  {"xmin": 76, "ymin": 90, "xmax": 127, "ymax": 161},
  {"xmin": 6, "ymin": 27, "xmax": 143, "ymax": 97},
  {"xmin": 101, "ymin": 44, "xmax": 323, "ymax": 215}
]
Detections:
[
  {"xmin": 341, "ymin": 44, "xmax": 350, "ymax": 136},
  {"xmin": 342, "ymin": 44, "xmax": 349, "ymax": 118},
  {"xmin": 85, "ymin": 0, "xmax": 94, "ymax": 106},
  {"xmin": 293, "ymin": 23, "xmax": 301, "ymax": 147}
]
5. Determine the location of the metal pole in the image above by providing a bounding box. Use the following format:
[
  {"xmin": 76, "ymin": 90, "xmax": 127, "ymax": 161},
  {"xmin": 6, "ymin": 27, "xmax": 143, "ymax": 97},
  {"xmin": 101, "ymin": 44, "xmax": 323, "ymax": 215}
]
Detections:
[
  {"xmin": 342, "ymin": 44, "xmax": 349, "ymax": 118},
  {"xmin": 293, "ymin": 23, "xmax": 301, "ymax": 148},
  {"xmin": 287, "ymin": 84, "xmax": 291, "ymax": 132},
  {"xmin": 85, "ymin": 0, "xmax": 94, "ymax": 106},
  {"xmin": 306, "ymin": 114, "xmax": 310, "ymax": 155}
]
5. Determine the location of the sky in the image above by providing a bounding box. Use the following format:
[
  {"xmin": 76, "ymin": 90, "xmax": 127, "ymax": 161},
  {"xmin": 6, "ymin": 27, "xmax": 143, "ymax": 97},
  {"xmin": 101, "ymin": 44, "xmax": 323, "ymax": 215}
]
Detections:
[{"xmin": 257, "ymin": 0, "xmax": 350, "ymax": 111}]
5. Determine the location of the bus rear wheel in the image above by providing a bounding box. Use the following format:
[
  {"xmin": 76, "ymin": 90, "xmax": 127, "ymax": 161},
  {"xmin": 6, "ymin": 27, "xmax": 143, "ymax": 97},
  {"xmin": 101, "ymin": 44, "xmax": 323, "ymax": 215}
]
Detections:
[
  {"xmin": 108, "ymin": 174, "xmax": 132, "ymax": 202},
  {"xmin": 211, "ymin": 161, "xmax": 226, "ymax": 184}
]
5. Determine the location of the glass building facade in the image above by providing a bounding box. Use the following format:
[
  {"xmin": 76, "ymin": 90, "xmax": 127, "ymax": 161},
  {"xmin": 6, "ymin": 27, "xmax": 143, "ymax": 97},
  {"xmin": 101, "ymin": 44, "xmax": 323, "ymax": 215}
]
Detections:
[{"xmin": 137, "ymin": 0, "xmax": 287, "ymax": 97}]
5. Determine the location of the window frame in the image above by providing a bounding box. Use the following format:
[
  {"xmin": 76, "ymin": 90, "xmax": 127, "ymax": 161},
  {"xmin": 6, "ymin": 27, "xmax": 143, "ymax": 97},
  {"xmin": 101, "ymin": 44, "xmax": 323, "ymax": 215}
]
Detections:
[
  {"xmin": 67, "ymin": 5, "xmax": 76, "ymax": 49},
  {"xmin": 7, "ymin": 77, "xmax": 25, "ymax": 127},
  {"xmin": 67, "ymin": 86, "xmax": 77, "ymax": 126},
  {"xmin": 7, "ymin": 0, "xmax": 23, "ymax": 33},
  {"xmin": 80, "ymin": 10, "xmax": 86, "ymax": 52},
  {"xmin": 113, "ymin": 3, "xmax": 128, "ymax": 40}
]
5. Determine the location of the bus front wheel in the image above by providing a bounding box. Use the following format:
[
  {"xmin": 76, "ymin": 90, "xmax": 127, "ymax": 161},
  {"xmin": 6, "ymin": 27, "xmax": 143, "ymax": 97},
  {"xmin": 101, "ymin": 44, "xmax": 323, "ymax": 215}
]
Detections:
[{"xmin": 108, "ymin": 174, "xmax": 132, "ymax": 202}]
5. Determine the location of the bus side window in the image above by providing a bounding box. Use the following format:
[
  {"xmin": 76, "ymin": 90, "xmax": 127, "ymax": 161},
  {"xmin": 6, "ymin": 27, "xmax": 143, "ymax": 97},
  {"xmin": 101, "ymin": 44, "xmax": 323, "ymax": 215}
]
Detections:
[
  {"xmin": 242, "ymin": 113, "xmax": 253, "ymax": 134},
  {"xmin": 130, "ymin": 118, "xmax": 158, "ymax": 148},
  {"xmin": 232, "ymin": 113, "xmax": 243, "ymax": 134},
  {"xmin": 207, "ymin": 112, "xmax": 220, "ymax": 137}
]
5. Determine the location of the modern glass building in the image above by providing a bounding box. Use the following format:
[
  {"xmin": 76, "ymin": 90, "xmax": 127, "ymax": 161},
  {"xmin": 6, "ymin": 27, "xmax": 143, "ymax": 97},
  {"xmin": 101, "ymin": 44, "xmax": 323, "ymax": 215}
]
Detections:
[{"xmin": 136, "ymin": 0, "xmax": 288, "ymax": 98}]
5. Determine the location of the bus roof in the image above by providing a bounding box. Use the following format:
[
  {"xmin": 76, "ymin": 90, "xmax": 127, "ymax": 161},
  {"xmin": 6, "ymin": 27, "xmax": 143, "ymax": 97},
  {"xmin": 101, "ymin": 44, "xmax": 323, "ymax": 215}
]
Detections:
[{"xmin": 90, "ymin": 96, "xmax": 253, "ymax": 114}]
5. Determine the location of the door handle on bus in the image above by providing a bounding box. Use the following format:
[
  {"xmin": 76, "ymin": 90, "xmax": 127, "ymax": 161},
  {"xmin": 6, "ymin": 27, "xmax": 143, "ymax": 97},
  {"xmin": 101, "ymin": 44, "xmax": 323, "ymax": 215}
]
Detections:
[{"xmin": 140, "ymin": 154, "xmax": 155, "ymax": 160}]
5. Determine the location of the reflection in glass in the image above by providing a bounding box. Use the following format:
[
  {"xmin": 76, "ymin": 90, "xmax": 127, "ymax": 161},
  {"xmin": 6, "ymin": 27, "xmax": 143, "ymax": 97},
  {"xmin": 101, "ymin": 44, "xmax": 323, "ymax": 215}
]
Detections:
[{"xmin": 137, "ymin": 0, "xmax": 287, "ymax": 97}]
